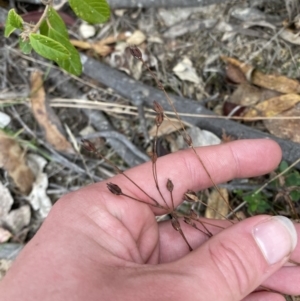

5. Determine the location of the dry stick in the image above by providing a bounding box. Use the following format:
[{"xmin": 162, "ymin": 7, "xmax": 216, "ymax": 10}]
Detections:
[{"xmin": 133, "ymin": 50, "xmax": 238, "ymax": 222}]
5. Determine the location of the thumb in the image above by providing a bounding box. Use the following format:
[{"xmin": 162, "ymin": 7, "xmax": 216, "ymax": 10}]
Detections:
[{"xmin": 180, "ymin": 215, "xmax": 297, "ymax": 301}]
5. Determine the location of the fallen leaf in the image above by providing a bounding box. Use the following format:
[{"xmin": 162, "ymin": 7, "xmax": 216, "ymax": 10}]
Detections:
[
  {"xmin": 221, "ymin": 56, "xmax": 300, "ymax": 94},
  {"xmin": 126, "ymin": 30, "xmax": 146, "ymax": 45},
  {"xmin": 0, "ymin": 259, "xmax": 12, "ymax": 280},
  {"xmin": 226, "ymin": 63, "xmax": 247, "ymax": 84},
  {"xmin": 5, "ymin": 205, "xmax": 31, "ymax": 234},
  {"xmin": 173, "ymin": 57, "xmax": 201, "ymax": 84},
  {"xmin": 205, "ymin": 188, "xmax": 229, "ymax": 219},
  {"xmin": 0, "ymin": 182, "xmax": 13, "ymax": 217},
  {"xmin": 71, "ymin": 32, "xmax": 128, "ymax": 57},
  {"xmin": 30, "ymin": 70, "xmax": 74, "ymax": 154},
  {"xmin": 27, "ymin": 154, "xmax": 52, "ymax": 219},
  {"xmin": 279, "ymin": 28, "xmax": 300, "ymax": 45},
  {"xmin": 244, "ymin": 94, "xmax": 300, "ymax": 118},
  {"xmin": 264, "ymin": 103, "xmax": 300, "ymax": 143},
  {"xmin": 0, "ymin": 228, "xmax": 12, "ymax": 243},
  {"xmin": 0, "ymin": 131, "xmax": 34, "ymax": 194},
  {"xmin": 0, "ymin": 111, "xmax": 11, "ymax": 128},
  {"xmin": 148, "ymin": 119, "xmax": 183, "ymax": 138},
  {"xmin": 109, "ymin": 42, "xmax": 144, "ymax": 80},
  {"xmin": 176, "ymin": 127, "xmax": 221, "ymax": 149},
  {"xmin": 229, "ymin": 83, "xmax": 280, "ymax": 106},
  {"xmin": 79, "ymin": 22, "xmax": 96, "ymax": 39}
]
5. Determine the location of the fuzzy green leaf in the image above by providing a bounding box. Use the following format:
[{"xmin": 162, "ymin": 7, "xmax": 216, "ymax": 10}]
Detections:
[
  {"xmin": 19, "ymin": 38, "xmax": 32, "ymax": 54},
  {"xmin": 40, "ymin": 7, "xmax": 68, "ymax": 38},
  {"xmin": 29, "ymin": 33, "xmax": 70, "ymax": 61},
  {"xmin": 47, "ymin": 29, "xmax": 82, "ymax": 75},
  {"xmin": 5, "ymin": 9, "xmax": 23, "ymax": 37},
  {"xmin": 69, "ymin": 0, "xmax": 110, "ymax": 24}
]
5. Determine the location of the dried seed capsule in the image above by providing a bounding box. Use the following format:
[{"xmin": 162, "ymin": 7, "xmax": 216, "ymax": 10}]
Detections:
[
  {"xmin": 151, "ymin": 152, "xmax": 158, "ymax": 163},
  {"xmin": 166, "ymin": 179, "xmax": 174, "ymax": 192},
  {"xmin": 183, "ymin": 132, "xmax": 192, "ymax": 146},
  {"xmin": 189, "ymin": 209, "xmax": 198, "ymax": 219},
  {"xmin": 155, "ymin": 113, "xmax": 164, "ymax": 127},
  {"xmin": 81, "ymin": 139, "xmax": 97, "ymax": 152},
  {"xmin": 107, "ymin": 183, "xmax": 122, "ymax": 195},
  {"xmin": 129, "ymin": 45, "xmax": 142, "ymax": 60},
  {"xmin": 184, "ymin": 216, "xmax": 192, "ymax": 225},
  {"xmin": 153, "ymin": 101, "xmax": 164, "ymax": 114},
  {"xmin": 184, "ymin": 190, "xmax": 198, "ymax": 202},
  {"xmin": 171, "ymin": 217, "xmax": 181, "ymax": 231}
]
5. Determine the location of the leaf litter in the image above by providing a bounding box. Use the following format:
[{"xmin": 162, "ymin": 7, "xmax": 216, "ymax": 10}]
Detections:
[{"xmin": 2, "ymin": 1, "xmax": 300, "ymax": 295}]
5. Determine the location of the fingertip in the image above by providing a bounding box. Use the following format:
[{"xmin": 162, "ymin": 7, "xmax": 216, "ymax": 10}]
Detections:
[{"xmin": 226, "ymin": 139, "xmax": 282, "ymax": 178}]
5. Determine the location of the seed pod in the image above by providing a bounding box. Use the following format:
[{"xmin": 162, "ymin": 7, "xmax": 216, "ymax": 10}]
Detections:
[
  {"xmin": 171, "ymin": 217, "xmax": 181, "ymax": 231},
  {"xmin": 129, "ymin": 45, "xmax": 142, "ymax": 60},
  {"xmin": 107, "ymin": 183, "xmax": 122, "ymax": 195},
  {"xmin": 155, "ymin": 113, "xmax": 164, "ymax": 127},
  {"xmin": 81, "ymin": 139, "xmax": 97, "ymax": 152},
  {"xmin": 184, "ymin": 190, "xmax": 198, "ymax": 202},
  {"xmin": 166, "ymin": 179, "xmax": 174, "ymax": 192},
  {"xmin": 189, "ymin": 209, "xmax": 198, "ymax": 219},
  {"xmin": 183, "ymin": 132, "xmax": 192, "ymax": 146},
  {"xmin": 151, "ymin": 152, "xmax": 158, "ymax": 163},
  {"xmin": 153, "ymin": 101, "xmax": 164, "ymax": 114},
  {"xmin": 184, "ymin": 216, "xmax": 192, "ymax": 225}
]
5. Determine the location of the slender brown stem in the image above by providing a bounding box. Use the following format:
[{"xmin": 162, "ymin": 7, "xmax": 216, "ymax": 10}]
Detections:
[
  {"xmin": 121, "ymin": 192, "xmax": 165, "ymax": 209},
  {"xmin": 31, "ymin": 1, "xmax": 52, "ymax": 33},
  {"xmin": 141, "ymin": 58, "xmax": 240, "ymax": 221}
]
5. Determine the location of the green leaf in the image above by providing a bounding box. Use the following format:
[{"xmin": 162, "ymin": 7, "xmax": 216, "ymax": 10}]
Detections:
[
  {"xmin": 290, "ymin": 190, "xmax": 300, "ymax": 202},
  {"xmin": 286, "ymin": 171, "xmax": 300, "ymax": 187},
  {"xmin": 5, "ymin": 9, "xmax": 23, "ymax": 37},
  {"xmin": 278, "ymin": 160, "xmax": 289, "ymax": 172},
  {"xmin": 243, "ymin": 192, "xmax": 270, "ymax": 214},
  {"xmin": 40, "ymin": 7, "xmax": 69, "ymax": 38},
  {"xmin": 47, "ymin": 29, "xmax": 82, "ymax": 75},
  {"xmin": 69, "ymin": 0, "xmax": 110, "ymax": 24},
  {"xmin": 29, "ymin": 33, "xmax": 70, "ymax": 61},
  {"xmin": 19, "ymin": 38, "xmax": 32, "ymax": 54}
]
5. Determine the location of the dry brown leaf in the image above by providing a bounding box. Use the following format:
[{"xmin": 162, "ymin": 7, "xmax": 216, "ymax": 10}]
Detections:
[
  {"xmin": 221, "ymin": 56, "xmax": 300, "ymax": 94},
  {"xmin": 226, "ymin": 63, "xmax": 247, "ymax": 84},
  {"xmin": 126, "ymin": 30, "xmax": 146, "ymax": 45},
  {"xmin": 148, "ymin": 119, "xmax": 182, "ymax": 138},
  {"xmin": 264, "ymin": 103, "xmax": 300, "ymax": 143},
  {"xmin": 30, "ymin": 70, "xmax": 74, "ymax": 154},
  {"xmin": 70, "ymin": 32, "xmax": 128, "ymax": 56},
  {"xmin": 244, "ymin": 94, "xmax": 300, "ymax": 118},
  {"xmin": 230, "ymin": 83, "xmax": 280, "ymax": 106},
  {"xmin": 70, "ymin": 39, "xmax": 112, "ymax": 56},
  {"xmin": 0, "ymin": 131, "xmax": 34, "ymax": 194},
  {"xmin": 205, "ymin": 188, "xmax": 229, "ymax": 219}
]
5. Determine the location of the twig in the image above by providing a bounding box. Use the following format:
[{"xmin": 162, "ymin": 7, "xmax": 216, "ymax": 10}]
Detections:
[{"xmin": 81, "ymin": 55, "xmax": 300, "ymax": 167}]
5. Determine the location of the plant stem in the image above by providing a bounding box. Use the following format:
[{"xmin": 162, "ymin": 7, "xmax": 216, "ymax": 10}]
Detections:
[{"xmin": 31, "ymin": 0, "xmax": 53, "ymax": 33}]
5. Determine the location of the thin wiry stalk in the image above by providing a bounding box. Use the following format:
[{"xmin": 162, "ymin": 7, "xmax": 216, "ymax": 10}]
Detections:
[{"xmin": 135, "ymin": 49, "xmax": 239, "ymax": 221}]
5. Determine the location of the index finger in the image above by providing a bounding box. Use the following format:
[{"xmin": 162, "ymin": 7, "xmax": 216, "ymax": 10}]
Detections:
[{"xmin": 106, "ymin": 139, "xmax": 282, "ymax": 215}]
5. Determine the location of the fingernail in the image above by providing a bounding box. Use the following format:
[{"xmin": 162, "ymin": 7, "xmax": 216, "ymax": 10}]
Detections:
[{"xmin": 252, "ymin": 216, "xmax": 297, "ymax": 265}]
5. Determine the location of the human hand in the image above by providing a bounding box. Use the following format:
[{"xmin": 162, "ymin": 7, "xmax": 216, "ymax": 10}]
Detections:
[{"xmin": 0, "ymin": 139, "xmax": 299, "ymax": 301}]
